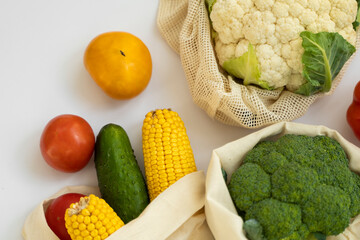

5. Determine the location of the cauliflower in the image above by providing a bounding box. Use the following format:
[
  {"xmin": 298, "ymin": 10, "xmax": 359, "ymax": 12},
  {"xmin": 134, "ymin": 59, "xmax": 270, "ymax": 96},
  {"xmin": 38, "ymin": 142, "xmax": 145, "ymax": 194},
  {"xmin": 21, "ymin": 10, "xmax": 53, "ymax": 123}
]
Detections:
[
  {"xmin": 227, "ymin": 134, "xmax": 360, "ymax": 239},
  {"xmin": 207, "ymin": 0, "xmax": 358, "ymax": 95}
]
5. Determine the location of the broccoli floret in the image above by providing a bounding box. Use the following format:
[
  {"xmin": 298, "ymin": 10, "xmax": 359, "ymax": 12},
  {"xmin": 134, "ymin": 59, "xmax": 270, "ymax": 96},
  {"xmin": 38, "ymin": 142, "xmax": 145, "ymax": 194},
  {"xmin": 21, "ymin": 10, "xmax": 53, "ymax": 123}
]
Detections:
[
  {"xmin": 271, "ymin": 162, "xmax": 319, "ymax": 204},
  {"xmin": 312, "ymin": 135, "xmax": 348, "ymax": 166},
  {"xmin": 245, "ymin": 198, "xmax": 302, "ymax": 240},
  {"xmin": 280, "ymin": 224, "xmax": 310, "ymax": 240},
  {"xmin": 242, "ymin": 141, "xmax": 274, "ymax": 163},
  {"xmin": 275, "ymin": 134, "xmax": 314, "ymax": 160},
  {"xmin": 243, "ymin": 139, "xmax": 289, "ymax": 174},
  {"xmin": 294, "ymin": 224, "xmax": 310, "ymax": 240},
  {"xmin": 278, "ymin": 135, "xmax": 359, "ymax": 217},
  {"xmin": 242, "ymin": 140, "xmax": 276, "ymax": 160},
  {"xmin": 291, "ymin": 150, "xmax": 317, "ymax": 167},
  {"xmin": 349, "ymin": 172, "xmax": 360, "ymax": 217},
  {"xmin": 310, "ymin": 158, "xmax": 359, "ymax": 217},
  {"xmin": 244, "ymin": 149, "xmax": 288, "ymax": 174},
  {"xmin": 302, "ymin": 185, "xmax": 351, "ymax": 236},
  {"xmin": 243, "ymin": 219, "xmax": 310, "ymax": 240},
  {"xmin": 228, "ymin": 163, "xmax": 271, "ymax": 211},
  {"xmin": 323, "ymin": 161, "xmax": 356, "ymax": 193},
  {"xmin": 349, "ymin": 187, "xmax": 360, "ymax": 218},
  {"xmin": 353, "ymin": 171, "xmax": 360, "ymax": 187},
  {"xmin": 280, "ymin": 230, "xmax": 302, "ymax": 240},
  {"xmin": 253, "ymin": 140, "xmax": 275, "ymax": 150},
  {"xmin": 231, "ymin": 134, "xmax": 359, "ymax": 239}
]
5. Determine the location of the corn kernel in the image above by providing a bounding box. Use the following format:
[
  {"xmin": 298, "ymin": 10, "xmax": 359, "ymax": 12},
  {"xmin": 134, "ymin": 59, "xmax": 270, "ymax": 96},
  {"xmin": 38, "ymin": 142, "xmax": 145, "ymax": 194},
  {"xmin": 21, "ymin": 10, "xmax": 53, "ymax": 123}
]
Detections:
[
  {"xmin": 72, "ymin": 222, "xmax": 79, "ymax": 229},
  {"xmin": 87, "ymin": 223, "xmax": 95, "ymax": 231},
  {"xmin": 105, "ymin": 221, "xmax": 113, "ymax": 229},
  {"xmin": 102, "ymin": 218, "xmax": 109, "ymax": 226},
  {"xmin": 73, "ymin": 229, "xmax": 80, "ymax": 236},
  {"xmin": 91, "ymin": 215, "xmax": 98, "ymax": 223},
  {"xmin": 87, "ymin": 204, "xmax": 95, "ymax": 213},
  {"xmin": 95, "ymin": 221, "xmax": 102, "ymax": 229},
  {"xmin": 84, "ymin": 216, "xmax": 91, "ymax": 225},
  {"xmin": 158, "ymin": 169, "xmax": 166, "ymax": 174},
  {"xmin": 77, "ymin": 215, "xmax": 84, "ymax": 223},
  {"xmin": 78, "ymin": 223, "xmax": 86, "ymax": 231},
  {"xmin": 81, "ymin": 230, "xmax": 89, "ymax": 237},
  {"xmin": 101, "ymin": 233, "xmax": 109, "ymax": 239},
  {"xmin": 81, "ymin": 208, "xmax": 90, "ymax": 216},
  {"xmin": 91, "ymin": 229, "xmax": 99, "ymax": 237},
  {"xmin": 98, "ymin": 226, "xmax": 106, "ymax": 235}
]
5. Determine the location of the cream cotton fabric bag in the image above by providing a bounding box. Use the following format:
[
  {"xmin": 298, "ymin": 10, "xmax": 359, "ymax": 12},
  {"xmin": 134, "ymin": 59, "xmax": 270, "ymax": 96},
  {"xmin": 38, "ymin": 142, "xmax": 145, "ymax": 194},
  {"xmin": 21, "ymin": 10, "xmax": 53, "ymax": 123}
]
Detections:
[
  {"xmin": 205, "ymin": 121, "xmax": 360, "ymax": 240},
  {"xmin": 157, "ymin": 0, "xmax": 360, "ymax": 129},
  {"xmin": 22, "ymin": 171, "xmax": 214, "ymax": 240}
]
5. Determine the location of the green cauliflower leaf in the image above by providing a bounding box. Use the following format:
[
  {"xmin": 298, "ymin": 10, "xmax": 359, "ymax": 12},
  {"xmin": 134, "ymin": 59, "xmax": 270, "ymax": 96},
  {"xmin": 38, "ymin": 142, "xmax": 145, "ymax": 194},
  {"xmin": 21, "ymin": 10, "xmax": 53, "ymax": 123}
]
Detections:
[
  {"xmin": 222, "ymin": 44, "xmax": 272, "ymax": 90},
  {"xmin": 296, "ymin": 31, "xmax": 356, "ymax": 96}
]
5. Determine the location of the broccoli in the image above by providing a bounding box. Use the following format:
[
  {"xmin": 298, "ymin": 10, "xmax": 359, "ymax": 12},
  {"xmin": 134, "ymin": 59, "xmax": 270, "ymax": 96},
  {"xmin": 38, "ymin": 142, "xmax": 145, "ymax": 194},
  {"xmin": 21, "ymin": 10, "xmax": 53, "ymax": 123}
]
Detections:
[
  {"xmin": 245, "ymin": 198, "xmax": 302, "ymax": 240},
  {"xmin": 243, "ymin": 219, "xmax": 311, "ymax": 240},
  {"xmin": 349, "ymin": 184, "xmax": 360, "ymax": 218},
  {"xmin": 228, "ymin": 163, "xmax": 271, "ymax": 211},
  {"xmin": 280, "ymin": 224, "xmax": 310, "ymax": 240},
  {"xmin": 312, "ymin": 135, "xmax": 349, "ymax": 166},
  {"xmin": 242, "ymin": 140, "xmax": 276, "ymax": 162},
  {"xmin": 243, "ymin": 150, "xmax": 288, "ymax": 174},
  {"xmin": 350, "ymin": 172, "xmax": 360, "ymax": 217},
  {"xmin": 302, "ymin": 185, "xmax": 351, "ymax": 236},
  {"xmin": 274, "ymin": 134, "xmax": 314, "ymax": 160},
  {"xmin": 229, "ymin": 134, "xmax": 360, "ymax": 239},
  {"xmin": 271, "ymin": 162, "xmax": 319, "ymax": 204},
  {"xmin": 309, "ymin": 153, "xmax": 359, "ymax": 217},
  {"xmin": 353, "ymin": 171, "xmax": 360, "ymax": 187}
]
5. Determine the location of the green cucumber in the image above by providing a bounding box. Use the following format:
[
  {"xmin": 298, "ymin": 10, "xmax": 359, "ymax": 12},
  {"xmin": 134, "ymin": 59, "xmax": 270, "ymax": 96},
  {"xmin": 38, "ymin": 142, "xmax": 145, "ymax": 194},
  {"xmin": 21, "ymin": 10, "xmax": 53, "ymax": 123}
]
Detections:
[{"xmin": 94, "ymin": 123, "xmax": 149, "ymax": 223}]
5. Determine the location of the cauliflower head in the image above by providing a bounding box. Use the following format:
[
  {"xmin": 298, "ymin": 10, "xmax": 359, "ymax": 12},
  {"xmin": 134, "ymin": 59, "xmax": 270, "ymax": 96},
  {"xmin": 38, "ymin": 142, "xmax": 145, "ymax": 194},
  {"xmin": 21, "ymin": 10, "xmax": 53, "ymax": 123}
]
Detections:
[{"xmin": 209, "ymin": 0, "xmax": 358, "ymax": 93}]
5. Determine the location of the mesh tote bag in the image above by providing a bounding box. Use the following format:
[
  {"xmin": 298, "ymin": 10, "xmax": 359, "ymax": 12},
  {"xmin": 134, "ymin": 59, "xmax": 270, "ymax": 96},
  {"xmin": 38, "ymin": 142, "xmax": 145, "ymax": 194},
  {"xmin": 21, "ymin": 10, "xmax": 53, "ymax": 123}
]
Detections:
[{"xmin": 157, "ymin": 0, "xmax": 360, "ymax": 128}]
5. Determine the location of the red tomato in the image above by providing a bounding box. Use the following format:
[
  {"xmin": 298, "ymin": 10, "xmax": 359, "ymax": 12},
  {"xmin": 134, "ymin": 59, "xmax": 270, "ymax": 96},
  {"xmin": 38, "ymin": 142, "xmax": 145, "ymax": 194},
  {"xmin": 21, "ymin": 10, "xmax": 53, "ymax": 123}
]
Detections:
[
  {"xmin": 347, "ymin": 81, "xmax": 360, "ymax": 140},
  {"xmin": 45, "ymin": 193, "xmax": 85, "ymax": 240},
  {"xmin": 40, "ymin": 114, "xmax": 95, "ymax": 172}
]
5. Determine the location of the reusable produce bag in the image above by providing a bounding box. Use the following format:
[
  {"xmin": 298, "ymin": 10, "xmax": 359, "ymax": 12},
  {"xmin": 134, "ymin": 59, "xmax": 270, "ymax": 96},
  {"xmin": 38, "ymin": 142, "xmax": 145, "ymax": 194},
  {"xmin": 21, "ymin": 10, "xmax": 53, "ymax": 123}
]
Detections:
[
  {"xmin": 157, "ymin": 0, "xmax": 360, "ymax": 128},
  {"xmin": 22, "ymin": 171, "xmax": 214, "ymax": 240},
  {"xmin": 205, "ymin": 121, "xmax": 360, "ymax": 240}
]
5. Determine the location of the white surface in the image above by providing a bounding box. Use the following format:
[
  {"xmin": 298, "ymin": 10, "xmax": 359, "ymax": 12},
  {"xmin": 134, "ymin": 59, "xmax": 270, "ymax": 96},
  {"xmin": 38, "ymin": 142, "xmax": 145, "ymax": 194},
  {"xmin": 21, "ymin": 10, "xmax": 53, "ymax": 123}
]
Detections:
[{"xmin": 1, "ymin": 1, "xmax": 360, "ymax": 239}]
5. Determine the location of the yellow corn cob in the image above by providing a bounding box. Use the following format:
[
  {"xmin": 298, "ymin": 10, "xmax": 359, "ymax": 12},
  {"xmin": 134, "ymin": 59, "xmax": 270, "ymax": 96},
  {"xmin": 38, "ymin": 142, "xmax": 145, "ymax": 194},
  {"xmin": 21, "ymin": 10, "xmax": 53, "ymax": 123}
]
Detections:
[
  {"xmin": 142, "ymin": 108, "xmax": 197, "ymax": 201},
  {"xmin": 64, "ymin": 194, "xmax": 124, "ymax": 240}
]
